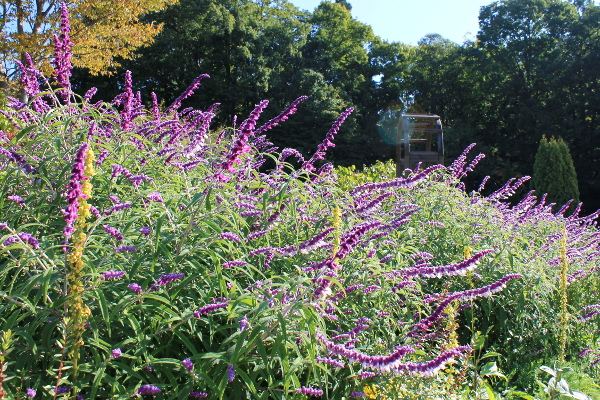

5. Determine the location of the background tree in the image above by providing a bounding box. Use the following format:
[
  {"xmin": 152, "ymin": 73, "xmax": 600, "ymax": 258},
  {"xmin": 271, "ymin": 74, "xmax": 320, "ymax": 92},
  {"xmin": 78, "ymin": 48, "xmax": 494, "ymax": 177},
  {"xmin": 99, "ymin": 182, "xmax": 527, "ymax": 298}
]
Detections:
[
  {"xmin": 0, "ymin": 0, "xmax": 177, "ymax": 93},
  {"xmin": 532, "ymin": 136, "xmax": 580, "ymax": 209}
]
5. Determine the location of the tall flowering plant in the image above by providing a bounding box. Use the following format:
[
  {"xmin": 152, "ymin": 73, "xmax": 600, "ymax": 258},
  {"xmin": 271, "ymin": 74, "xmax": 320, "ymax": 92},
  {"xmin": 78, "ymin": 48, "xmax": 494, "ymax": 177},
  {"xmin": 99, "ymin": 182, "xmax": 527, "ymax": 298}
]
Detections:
[{"xmin": 0, "ymin": 5, "xmax": 598, "ymax": 399}]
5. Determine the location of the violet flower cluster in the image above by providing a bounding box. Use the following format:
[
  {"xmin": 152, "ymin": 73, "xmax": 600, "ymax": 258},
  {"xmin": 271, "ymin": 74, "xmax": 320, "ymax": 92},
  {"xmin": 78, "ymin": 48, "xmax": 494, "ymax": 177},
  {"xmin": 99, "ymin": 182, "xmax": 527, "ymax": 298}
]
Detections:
[
  {"xmin": 217, "ymin": 100, "xmax": 269, "ymax": 179},
  {"xmin": 302, "ymin": 107, "xmax": 354, "ymax": 172},
  {"xmin": 295, "ymin": 386, "xmax": 324, "ymax": 396},
  {"xmin": 398, "ymin": 250, "xmax": 493, "ymax": 279},
  {"xmin": 167, "ymin": 74, "xmax": 210, "ymax": 113},
  {"xmin": 194, "ymin": 300, "xmax": 228, "ymax": 317},
  {"xmin": 227, "ymin": 364, "xmax": 235, "ymax": 382},
  {"xmin": 254, "ymin": 96, "xmax": 308, "ymax": 135},
  {"xmin": 53, "ymin": 2, "xmax": 73, "ymax": 100},
  {"xmin": 62, "ymin": 143, "xmax": 88, "ymax": 239},
  {"xmin": 103, "ymin": 225, "xmax": 124, "ymax": 241},
  {"xmin": 156, "ymin": 273, "xmax": 184, "ymax": 285},
  {"xmin": 102, "ymin": 270, "xmax": 125, "ymax": 280},
  {"xmin": 182, "ymin": 358, "xmax": 194, "ymax": 371},
  {"xmin": 138, "ymin": 385, "xmax": 161, "ymax": 395},
  {"xmin": 3, "ymin": 232, "xmax": 39, "ymax": 249}
]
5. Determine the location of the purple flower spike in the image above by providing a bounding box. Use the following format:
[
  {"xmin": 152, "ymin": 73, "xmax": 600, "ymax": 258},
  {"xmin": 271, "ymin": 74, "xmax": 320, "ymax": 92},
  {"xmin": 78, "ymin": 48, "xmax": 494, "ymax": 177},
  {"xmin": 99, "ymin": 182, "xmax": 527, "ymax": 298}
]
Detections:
[
  {"xmin": 26, "ymin": 388, "xmax": 36, "ymax": 398},
  {"xmin": 54, "ymin": 386, "xmax": 71, "ymax": 394},
  {"xmin": 254, "ymin": 96, "xmax": 308, "ymax": 135},
  {"xmin": 295, "ymin": 386, "xmax": 324, "ymax": 396},
  {"xmin": 223, "ymin": 260, "xmax": 246, "ymax": 269},
  {"xmin": 350, "ymin": 393, "xmax": 367, "ymax": 398},
  {"xmin": 316, "ymin": 356, "xmax": 345, "ymax": 368},
  {"xmin": 147, "ymin": 192, "xmax": 164, "ymax": 203},
  {"xmin": 114, "ymin": 245, "xmax": 137, "ymax": 253},
  {"xmin": 168, "ymin": 74, "xmax": 210, "ymax": 112},
  {"xmin": 239, "ymin": 315, "xmax": 249, "ymax": 332},
  {"xmin": 102, "ymin": 270, "xmax": 125, "ymax": 280},
  {"xmin": 221, "ymin": 232, "xmax": 241, "ymax": 242},
  {"xmin": 137, "ymin": 385, "xmax": 161, "ymax": 395},
  {"xmin": 7, "ymin": 195, "xmax": 24, "ymax": 204},
  {"xmin": 63, "ymin": 142, "xmax": 89, "ymax": 239},
  {"xmin": 112, "ymin": 348, "xmax": 122, "ymax": 358},
  {"xmin": 140, "ymin": 227, "xmax": 151, "ymax": 236},
  {"xmin": 156, "ymin": 273, "xmax": 184, "ymax": 285},
  {"xmin": 303, "ymin": 107, "xmax": 354, "ymax": 172},
  {"xmin": 128, "ymin": 283, "xmax": 143, "ymax": 294},
  {"xmin": 400, "ymin": 250, "xmax": 493, "ymax": 279},
  {"xmin": 53, "ymin": 2, "xmax": 73, "ymax": 101},
  {"xmin": 227, "ymin": 364, "xmax": 235, "ymax": 382},
  {"xmin": 182, "ymin": 358, "xmax": 194, "ymax": 371},
  {"xmin": 76, "ymin": 395, "xmax": 84, "ymax": 400},
  {"xmin": 190, "ymin": 392, "xmax": 208, "ymax": 398},
  {"xmin": 103, "ymin": 225, "xmax": 124, "ymax": 241},
  {"xmin": 357, "ymin": 371, "xmax": 376, "ymax": 379},
  {"xmin": 193, "ymin": 301, "xmax": 228, "ymax": 317}
]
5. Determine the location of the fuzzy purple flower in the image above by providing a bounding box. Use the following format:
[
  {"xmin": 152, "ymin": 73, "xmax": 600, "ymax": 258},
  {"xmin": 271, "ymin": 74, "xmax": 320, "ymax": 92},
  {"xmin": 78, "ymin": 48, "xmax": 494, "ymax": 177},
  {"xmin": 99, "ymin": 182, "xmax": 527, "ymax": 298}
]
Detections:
[
  {"xmin": 217, "ymin": 100, "xmax": 269, "ymax": 177},
  {"xmin": 63, "ymin": 143, "xmax": 88, "ymax": 239},
  {"xmin": 104, "ymin": 202, "xmax": 132, "ymax": 216},
  {"xmin": 303, "ymin": 107, "xmax": 354, "ymax": 172},
  {"xmin": 357, "ymin": 371, "xmax": 376, "ymax": 379},
  {"xmin": 239, "ymin": 315, "xmax": 249, "ymax": 332},
  {"xmin": 189, "ymin": 392, "xmax": 208, "ymax": 398},
  {"xmin": 26, "ymin": 388, "xmax": 36, "ymax": 398},
  {"xmin": 112, "ymin": 348, "xmax": 122, "ymax": 358},
  {"xmin": 137, "ymin": 385, "xmax": 161, "ymax": 395},
  {"xmin": 103, "ymin": 225, "xmax": 124, "ymax": 241},
  {"xmin": 140, "ymin": 227, "xmax": 151, "ymax": 236},
  {"xmin": 400, "ymin": 250, "xmax": 493, "ymax": 279},
  {"xmin": 53, "ymin": 2, "xmax": 73, "ymax": 101},
  {"xmin": 102, "ymin": 270, "xmax": 125, "ymax": 280},
  {"xmin": 194, "ymin": 301, "xmax": 228, "ymax": 317},
  {"xmin": 350, "ymin": 392, "xmax": 367, "ymax": 398},
  {"xmin": 4, "ymin": 232, "xmax": 40, "ymax": 249},
  {"xmin": 295, "ymin": 386, "xmax": 324, "ymax": 396},
  {"xmin": 352, "ymin": 165, "xmax": 443, "ymax": 196},
  {"xmin": 221, "ymin": 232, "xmax": 242, "ymax": 242},
  {"xmin": 316, "ymin": 356, "xmax": 345, "ymax": 368},
  {"xmin": 182, "ymin": 358, "xmax": 194, "ymax": 371},
  {"xmin": 54, "ymin": 386, "xmax": 71, "ymax": 394},
  {"xmin": 89, "ymin": 205, "xmax": 101, "ymax": 218},
  {"xmin": 128, "ymin": 283, "xmax": 143, "ymax": 294},
  {"xmin": 227, "ymin": 364, "xmax": 235, "ymax": 382},
  {"xmin": 223, "ymin": 260, "xmax": 246, "ymax": 269},
  {"xmin": 7, "ymin": 195, "xmax": 24, "ymax": 204},
  {"xmin": 167, "ymin": 74, "xmax": 210, "ymax": 113},
  {"xmin": 254, "ymin": 96, "xmax": 308, "ymax": 135},
  {"xmin": 147, "ymin": 192, "xmax": 164, "ymax": 203},
  {"xmin": 156, "ymin": 273, "xmax": 184, "ymax": 285},
  {"xmin": 114, "ymin": 245, "xmax": 136, "ymax": 253}
]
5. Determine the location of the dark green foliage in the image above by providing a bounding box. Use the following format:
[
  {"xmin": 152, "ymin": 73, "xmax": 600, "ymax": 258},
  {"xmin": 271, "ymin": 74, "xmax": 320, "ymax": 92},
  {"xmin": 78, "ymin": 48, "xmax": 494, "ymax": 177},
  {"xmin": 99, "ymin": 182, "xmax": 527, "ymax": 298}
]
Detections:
[
  {"xmin": 532, "ymin": 136, "xmax": 580, "ymax": 208},
  {"xmin": 65, "ymin": 0, "xmax": 600, "ymax": 211}
]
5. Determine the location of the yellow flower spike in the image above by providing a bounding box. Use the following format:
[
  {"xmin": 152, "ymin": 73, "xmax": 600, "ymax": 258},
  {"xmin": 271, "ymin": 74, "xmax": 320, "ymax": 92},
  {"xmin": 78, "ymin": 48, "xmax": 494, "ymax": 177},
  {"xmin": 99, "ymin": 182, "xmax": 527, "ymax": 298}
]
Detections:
[{"xmin": 66, "ymin": 143, "xmax": 95, "ymax": 384}]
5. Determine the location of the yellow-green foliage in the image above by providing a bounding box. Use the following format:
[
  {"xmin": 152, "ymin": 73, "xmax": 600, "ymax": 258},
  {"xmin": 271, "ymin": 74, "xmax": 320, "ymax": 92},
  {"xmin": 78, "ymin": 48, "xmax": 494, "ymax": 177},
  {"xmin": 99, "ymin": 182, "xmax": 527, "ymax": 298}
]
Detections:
[{"xmin": 335, "ymin": 159, "xmax": 396, "ymax": 191}]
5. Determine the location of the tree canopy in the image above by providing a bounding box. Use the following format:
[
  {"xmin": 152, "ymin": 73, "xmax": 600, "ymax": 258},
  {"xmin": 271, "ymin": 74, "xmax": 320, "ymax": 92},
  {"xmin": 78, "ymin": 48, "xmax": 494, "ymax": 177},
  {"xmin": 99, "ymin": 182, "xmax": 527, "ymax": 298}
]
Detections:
[{"xmin": 0, "ymin": 0, "xmax": 177, "ymax": 92}]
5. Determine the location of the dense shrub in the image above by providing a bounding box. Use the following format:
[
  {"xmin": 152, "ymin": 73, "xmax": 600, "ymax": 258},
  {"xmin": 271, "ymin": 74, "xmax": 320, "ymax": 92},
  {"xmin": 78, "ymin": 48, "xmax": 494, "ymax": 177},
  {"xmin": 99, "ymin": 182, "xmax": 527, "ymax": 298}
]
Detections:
[{"xmin": 0, "ymin": 7, "xmax": 599, "ymax": 400}]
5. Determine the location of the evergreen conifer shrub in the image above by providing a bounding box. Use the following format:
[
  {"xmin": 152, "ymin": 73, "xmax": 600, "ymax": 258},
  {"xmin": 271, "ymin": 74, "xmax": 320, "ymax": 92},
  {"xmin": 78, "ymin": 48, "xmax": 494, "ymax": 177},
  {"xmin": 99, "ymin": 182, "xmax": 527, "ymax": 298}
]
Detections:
[{"xmin": 532, "ymin": 135, "xmax": 580, "ymax": 210}]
